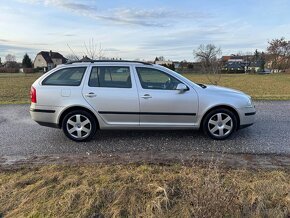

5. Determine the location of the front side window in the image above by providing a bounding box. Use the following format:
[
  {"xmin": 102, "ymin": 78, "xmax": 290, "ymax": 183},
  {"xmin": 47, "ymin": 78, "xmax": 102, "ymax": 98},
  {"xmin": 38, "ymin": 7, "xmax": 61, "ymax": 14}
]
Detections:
[
  {"xmin": 136, "ymin": 67, "xmax": 181, "ymax": 90},
  {"xmin": 89, "ymin": 66, "xmax": 132, "ymax": 88},
  {"xmin": 42, "ymin": 67, "xmax": 86, "ymax": 86}
]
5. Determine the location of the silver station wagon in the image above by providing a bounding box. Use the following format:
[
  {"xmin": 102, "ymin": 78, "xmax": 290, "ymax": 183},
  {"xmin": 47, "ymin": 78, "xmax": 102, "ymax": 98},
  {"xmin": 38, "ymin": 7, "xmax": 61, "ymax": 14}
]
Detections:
[{"xmin": 30, "ymin": 60, "xmax": 256, "ymax": 142}]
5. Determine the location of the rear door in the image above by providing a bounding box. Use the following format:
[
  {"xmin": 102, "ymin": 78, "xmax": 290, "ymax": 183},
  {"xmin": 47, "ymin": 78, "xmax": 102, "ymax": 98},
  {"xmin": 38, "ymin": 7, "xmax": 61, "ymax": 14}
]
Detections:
[
  {"xmin": 82, "ymin": 65, "xmax": 140, "ymax": 126},
  {"xmin": 135, "ymin": 66, "xmax": 198, "ymax": 127}
]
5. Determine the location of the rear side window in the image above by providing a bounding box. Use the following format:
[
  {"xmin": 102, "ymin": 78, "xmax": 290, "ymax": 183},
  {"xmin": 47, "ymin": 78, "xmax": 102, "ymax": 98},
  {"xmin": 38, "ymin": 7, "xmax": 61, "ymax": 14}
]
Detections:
[
  {"xmin": 42, "ymin": 67, "xmax": 87, "ymax": 86},
  {"xmin": 89, "ymin": 66, "xmax": 131, "ymax": 88}
]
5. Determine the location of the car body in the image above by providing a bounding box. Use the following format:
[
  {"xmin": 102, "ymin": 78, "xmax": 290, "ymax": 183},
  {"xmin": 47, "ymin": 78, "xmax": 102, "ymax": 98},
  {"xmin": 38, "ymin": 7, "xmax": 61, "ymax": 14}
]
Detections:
[{"xmin": 30, "ymin": 60, "xmax": 256, "ymax": 141}]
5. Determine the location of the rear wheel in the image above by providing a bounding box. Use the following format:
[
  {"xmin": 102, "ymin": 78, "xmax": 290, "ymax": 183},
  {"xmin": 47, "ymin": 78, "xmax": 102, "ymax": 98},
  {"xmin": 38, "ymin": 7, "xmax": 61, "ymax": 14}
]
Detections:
[
  {"xmin": 202, "ymin": 108, "xmax": 237, "ymax": 140},
  {"xmin": 62, "ymin": 110, "xmax": 97, "ymax": 142}
]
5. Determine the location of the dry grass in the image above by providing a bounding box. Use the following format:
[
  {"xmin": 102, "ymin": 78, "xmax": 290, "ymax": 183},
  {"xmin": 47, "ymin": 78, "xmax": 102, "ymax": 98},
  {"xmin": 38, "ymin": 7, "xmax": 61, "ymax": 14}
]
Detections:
[
  {"xmin": 0, "ymin": 164, "xmax": 289, "ymax": 217},
  {"xmin": 184, "ymin": 73, "xmax": 290, "ymax": 100},
  {"xmin": 0, "ymin": 72, "xmax": 290, "ymax": 104},
  {"xmin": 0, "ymin": 73, "xmax": 42, "ymax": 104}
]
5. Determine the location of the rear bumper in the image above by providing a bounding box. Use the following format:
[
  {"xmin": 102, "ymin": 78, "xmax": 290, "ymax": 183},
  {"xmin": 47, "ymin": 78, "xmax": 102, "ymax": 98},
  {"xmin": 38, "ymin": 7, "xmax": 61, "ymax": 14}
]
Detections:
[
  {"xmin": 30, "ymin": 105, "xmax": 62, "ymax": 128},
  {"xmin": 35, "ymin": 121, "xmax": 60, "ymax": 128}
]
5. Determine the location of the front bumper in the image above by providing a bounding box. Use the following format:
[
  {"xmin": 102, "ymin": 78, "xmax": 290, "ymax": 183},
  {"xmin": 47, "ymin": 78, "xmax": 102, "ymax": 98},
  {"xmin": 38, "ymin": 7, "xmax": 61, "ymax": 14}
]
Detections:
[{"xmin": 237, "ymin": 106, "xmax": 256, "ymax": 129}]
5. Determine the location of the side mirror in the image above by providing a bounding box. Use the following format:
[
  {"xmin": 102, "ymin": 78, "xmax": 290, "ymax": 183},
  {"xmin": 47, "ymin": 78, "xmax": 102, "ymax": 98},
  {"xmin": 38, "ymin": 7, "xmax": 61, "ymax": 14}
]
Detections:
[{"xmin": 176, "ymin": 83, "xmax": 188, "ymax": 92}]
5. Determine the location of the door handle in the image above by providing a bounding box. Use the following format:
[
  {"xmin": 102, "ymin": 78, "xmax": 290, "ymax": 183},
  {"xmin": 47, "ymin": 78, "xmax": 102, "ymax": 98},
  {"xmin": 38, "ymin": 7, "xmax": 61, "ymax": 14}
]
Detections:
[
  {"xmin": 141, "ymin": 94, "xmax": 152, "ymax": 99},
  {"xmin": 84, "ymin": 92, "xmax": 97, "ymax": 98}
]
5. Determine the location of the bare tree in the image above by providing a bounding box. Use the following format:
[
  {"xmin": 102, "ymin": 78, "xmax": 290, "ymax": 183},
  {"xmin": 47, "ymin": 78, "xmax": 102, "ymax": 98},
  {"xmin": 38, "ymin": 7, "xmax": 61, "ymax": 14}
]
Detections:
[
  {"xmin": 66, "ymin": 54, "xmax": 79, "ymax": 62},
  {"xmin": 83, "ymin": 38, "xmax": 104, "ymax": 60},
  {"xmin": 5, "ymin": 54, "xmax": 16, "ymax": 63},
  {"xmin": 267, "ymin": 37, "xmax": 290, "ymax": 72},
  {"xmin": 194, "ymin": 44, "xmax": 222, "ymax": 85},
  {"xmin": 67, "ymin": 38, "xmax": 105, "ymax": 61}
]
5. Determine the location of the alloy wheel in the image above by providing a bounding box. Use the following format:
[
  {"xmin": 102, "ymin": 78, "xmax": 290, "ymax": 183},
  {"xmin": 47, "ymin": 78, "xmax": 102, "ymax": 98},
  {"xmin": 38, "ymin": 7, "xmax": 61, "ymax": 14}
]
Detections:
[
  {"xmin": 66, "ymin": 114, "xmax": 92, "ymax": 139},
  {"xmin": 208, "ymin": 113, "xmax": 233, "ymax": 137}
]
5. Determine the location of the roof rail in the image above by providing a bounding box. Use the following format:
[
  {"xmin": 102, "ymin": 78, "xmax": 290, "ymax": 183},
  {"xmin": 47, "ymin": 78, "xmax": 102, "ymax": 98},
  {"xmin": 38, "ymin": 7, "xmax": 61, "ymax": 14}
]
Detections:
[{"xmin": 66, "ymin": 60, "xmax": 152, "ymax": 65}]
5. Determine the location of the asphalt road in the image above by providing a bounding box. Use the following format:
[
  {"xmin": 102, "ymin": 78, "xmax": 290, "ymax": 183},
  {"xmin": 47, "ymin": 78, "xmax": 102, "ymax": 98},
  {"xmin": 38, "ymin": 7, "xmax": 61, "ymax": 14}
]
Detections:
[{"xmin": 0, "ymin": 101, "xmax": 290, "ymax": 157}]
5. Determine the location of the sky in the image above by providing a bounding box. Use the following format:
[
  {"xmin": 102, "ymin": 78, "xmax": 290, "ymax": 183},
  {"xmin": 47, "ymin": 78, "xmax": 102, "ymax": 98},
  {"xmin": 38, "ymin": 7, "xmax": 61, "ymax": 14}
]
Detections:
[{"xmin": 1, "ymin": 0, "xmax": 290, "ymax": 62}]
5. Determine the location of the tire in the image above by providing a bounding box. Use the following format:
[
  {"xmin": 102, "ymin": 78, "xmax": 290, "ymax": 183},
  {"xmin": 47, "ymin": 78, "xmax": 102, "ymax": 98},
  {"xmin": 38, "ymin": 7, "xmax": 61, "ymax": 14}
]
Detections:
[
  {"xmin": 62, "ymin": 110, "xmax": 97, "ymax": 142},
  {"xmin": 202, "ymin": 108, "xmax": 237, "ymax": 140}
]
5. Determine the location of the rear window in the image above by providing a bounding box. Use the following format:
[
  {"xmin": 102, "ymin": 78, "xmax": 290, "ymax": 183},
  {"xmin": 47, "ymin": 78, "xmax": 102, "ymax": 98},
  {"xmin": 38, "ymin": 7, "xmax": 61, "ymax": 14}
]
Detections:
[
  {"xmin": 42, "ymin": 67, "xmax": 87, "ymax": 86},
  {"xmin": 89, "ymin": 66, "xmax": 131, "ymax": 88}
]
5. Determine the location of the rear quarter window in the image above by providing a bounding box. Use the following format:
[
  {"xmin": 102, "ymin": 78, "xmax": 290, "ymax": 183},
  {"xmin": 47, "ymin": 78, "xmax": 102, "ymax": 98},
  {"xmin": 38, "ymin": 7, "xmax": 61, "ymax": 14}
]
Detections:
[
  {"xmin": 88, "ymin": 66, "xmax": 132, "ymax": 88},
  {"xmin": 42, "ymin": 67, "xmax": 87, "ymax": 86}
]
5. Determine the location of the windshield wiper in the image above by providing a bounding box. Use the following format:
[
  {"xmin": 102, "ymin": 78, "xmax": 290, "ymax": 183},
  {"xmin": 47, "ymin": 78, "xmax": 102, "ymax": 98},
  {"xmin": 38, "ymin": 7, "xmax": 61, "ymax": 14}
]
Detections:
[{"xmin": 196, "ymin": 83, "xmax": 207, "ymax": 89}]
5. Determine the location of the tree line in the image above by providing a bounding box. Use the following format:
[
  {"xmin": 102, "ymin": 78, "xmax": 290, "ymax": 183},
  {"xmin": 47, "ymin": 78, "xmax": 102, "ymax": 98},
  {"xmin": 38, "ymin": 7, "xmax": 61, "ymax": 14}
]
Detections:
[
  {"xmin": 194, "ymin": 37, "xmax": 290, "ymax": 73},
  {"xmin": 0, "ymin": 53, "xmax": 33, "ymax": 68}
]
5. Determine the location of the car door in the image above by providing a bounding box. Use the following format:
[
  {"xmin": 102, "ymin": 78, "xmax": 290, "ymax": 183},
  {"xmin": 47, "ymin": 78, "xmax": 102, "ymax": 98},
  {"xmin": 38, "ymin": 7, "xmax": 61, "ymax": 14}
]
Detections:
[
  {"xmin": 135, "ymin": 66, "xmax": 198, "ymax": 127},
  {"xmin": 82, "ymin": 65, "xmax": 140, "ymax": 126}
]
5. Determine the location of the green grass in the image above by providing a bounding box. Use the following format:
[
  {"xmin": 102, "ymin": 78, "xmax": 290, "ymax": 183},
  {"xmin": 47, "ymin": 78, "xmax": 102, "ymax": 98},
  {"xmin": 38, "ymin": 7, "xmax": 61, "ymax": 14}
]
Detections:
[
  {"xmin": 0, "ymin": 72, "xmax": 290, "ymax": 104},
  {"xmin": 0, "ymin": 164, "xmax": 289, "ymax": 217}
]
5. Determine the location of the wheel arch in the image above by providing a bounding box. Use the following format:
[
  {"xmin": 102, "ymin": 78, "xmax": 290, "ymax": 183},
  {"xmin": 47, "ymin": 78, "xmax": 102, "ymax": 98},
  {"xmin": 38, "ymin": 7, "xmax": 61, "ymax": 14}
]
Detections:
[
  {"xmin": 200, "ymin": 105, "xmax": 240, "ymax": 130},
  {"xmin": 58, "ymin": 105, "xmax": 99, "ymax": 129}
]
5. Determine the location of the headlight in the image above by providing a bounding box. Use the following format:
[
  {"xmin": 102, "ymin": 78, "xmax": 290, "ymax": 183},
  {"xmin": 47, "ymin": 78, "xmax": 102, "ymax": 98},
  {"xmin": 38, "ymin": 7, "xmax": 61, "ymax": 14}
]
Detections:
[{"xmin": 246, "ymin": 97, "xmax": 253, "ymax": 107}]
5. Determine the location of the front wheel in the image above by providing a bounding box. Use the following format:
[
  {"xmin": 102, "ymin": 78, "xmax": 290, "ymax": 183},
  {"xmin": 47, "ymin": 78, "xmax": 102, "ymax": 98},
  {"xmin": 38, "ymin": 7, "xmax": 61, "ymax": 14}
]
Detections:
[
  {"xmin": 62, "ymin": 110, "xmax": 97, "ymax": 142},
  {"xmin": 202, "ymin": 109, "xmax": 237, "ymax": 140}
]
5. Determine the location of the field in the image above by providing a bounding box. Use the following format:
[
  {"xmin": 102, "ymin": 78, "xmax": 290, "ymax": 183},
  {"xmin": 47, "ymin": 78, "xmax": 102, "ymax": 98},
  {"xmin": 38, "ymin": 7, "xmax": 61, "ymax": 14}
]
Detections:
[
  {"xmin": 0, "ymin": 164, "xmax": 289, "ymax": 217},
  {"xmin": 0, "ymin": 73, "xmax": 43, "ymax": 104},
  {"xmin": 184, "ymin": 73, "xmax": 290, "ymax": 100},
  {"xmin": 1, "ymin": 72, "xmax": 290, "ymax": 104}
]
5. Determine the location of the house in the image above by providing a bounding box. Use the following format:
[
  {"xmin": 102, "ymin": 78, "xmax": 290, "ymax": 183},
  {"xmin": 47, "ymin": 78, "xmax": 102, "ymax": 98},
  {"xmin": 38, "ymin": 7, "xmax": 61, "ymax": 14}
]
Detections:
[
  {"xmin": 79, "ymin": 56, "xmax": 93, "ymax": 62},
  {"xmin": 34, "ymin": 50, "xmax": 67, "ymax": 71},
  {"xmin": 173, "ymin": 61, "xmax": 180, "ymax": 69},
  {"xmin": 155, "ymin": 60, "xmax": 173, "ymax": 66},
  {"xmin": 154, "ymin": 57, "xmax": 173, "ymax": 65},
  {"xmin": 248, "ymin": 61, "xmax": 261, "ymax": 72},
  {"xmin": 3, "ymin": 61, "xmax": 19, "ymax": 69},
  {"xmin": 222, "ymin": 61, "xmax": 246, "ymax": 73},
  {"xmin": 222, "ymin": 55, "xmax": 249, "ymax": 73}
]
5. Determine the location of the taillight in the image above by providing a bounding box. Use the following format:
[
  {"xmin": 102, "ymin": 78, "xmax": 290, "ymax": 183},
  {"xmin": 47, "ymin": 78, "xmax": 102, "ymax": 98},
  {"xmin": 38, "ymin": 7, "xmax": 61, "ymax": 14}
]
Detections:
[{"xmin": 30, "ymin": 86, "xmax": 37, "ymax": 103}]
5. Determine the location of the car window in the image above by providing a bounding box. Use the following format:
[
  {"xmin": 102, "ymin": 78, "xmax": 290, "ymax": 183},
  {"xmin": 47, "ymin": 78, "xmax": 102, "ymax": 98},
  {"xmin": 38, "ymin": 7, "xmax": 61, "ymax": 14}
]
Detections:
[
  {"xmin": 89, "ymin": 66, "xmax": 132, "ymax": 88},
  {"xmin": 136, "ymin": 67, "xmax": 181, "ymax": 90},
  {"xmin": 42, "ymin": 67, "xmax": 87, "ymax": 86}
]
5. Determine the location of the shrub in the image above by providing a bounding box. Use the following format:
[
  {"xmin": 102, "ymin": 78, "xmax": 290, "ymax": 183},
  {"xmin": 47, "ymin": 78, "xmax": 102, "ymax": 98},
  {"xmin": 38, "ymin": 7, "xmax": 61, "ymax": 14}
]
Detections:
[{"xmin": 0, "ymin": 67, "xmax": 19, "ymax": 73}]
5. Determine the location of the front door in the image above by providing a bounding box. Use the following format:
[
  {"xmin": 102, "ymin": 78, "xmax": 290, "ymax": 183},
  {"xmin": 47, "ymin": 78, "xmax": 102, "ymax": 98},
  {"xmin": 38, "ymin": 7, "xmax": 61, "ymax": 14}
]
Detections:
[
  {"xmin": 135, "ymin": 67, "xmax": 198, "ymax": 127},
  {"xmin": 83, "ymin": 65, "xmax": 139, "ymax": 126}
]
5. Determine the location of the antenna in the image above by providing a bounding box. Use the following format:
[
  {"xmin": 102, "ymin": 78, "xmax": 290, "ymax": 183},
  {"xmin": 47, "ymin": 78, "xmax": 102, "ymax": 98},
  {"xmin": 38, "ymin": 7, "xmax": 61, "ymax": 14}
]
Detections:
[{"xmin": 67, "ymin": 43, "xmax": 79, "ymax": 61}]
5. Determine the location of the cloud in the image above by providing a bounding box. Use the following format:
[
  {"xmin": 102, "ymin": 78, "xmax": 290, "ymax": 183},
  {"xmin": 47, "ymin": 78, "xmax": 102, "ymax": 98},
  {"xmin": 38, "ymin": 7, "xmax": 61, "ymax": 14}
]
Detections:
[
  {"xmin": 112, "ymin": 7, "xmax": 210, "ymax": 20},
  {"xmin": 0, "ymin": 44, "xmax": 34, "ymax": 51},
  {"xmin": 139, "ymin": 26, "xmax": 227, "ymax": 50},
  {"xmin": 0, "ymin": 44, "xmax": 38, "ymax": 60},
  {"xmin": 19, "ymin": 0, "xmax": 211, "ymax": 27},
  {"xmin": 103, "ymin": 48, "xmax": 121, "ymax": 52},
  {"xmin": 0, "ymin": 39, "xmax": 10, "ymax": 43}
]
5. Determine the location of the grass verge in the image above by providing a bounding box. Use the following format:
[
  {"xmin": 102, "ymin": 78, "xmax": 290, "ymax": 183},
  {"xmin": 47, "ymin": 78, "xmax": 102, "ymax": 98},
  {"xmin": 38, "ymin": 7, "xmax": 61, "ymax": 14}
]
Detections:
[
  {"xmin": 0, "ymin": 164, "xmax": 289, "ymax": 217},
  {"xmin": 1, "ymin": 73, "xmax": 290, "ymax": 104}
]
